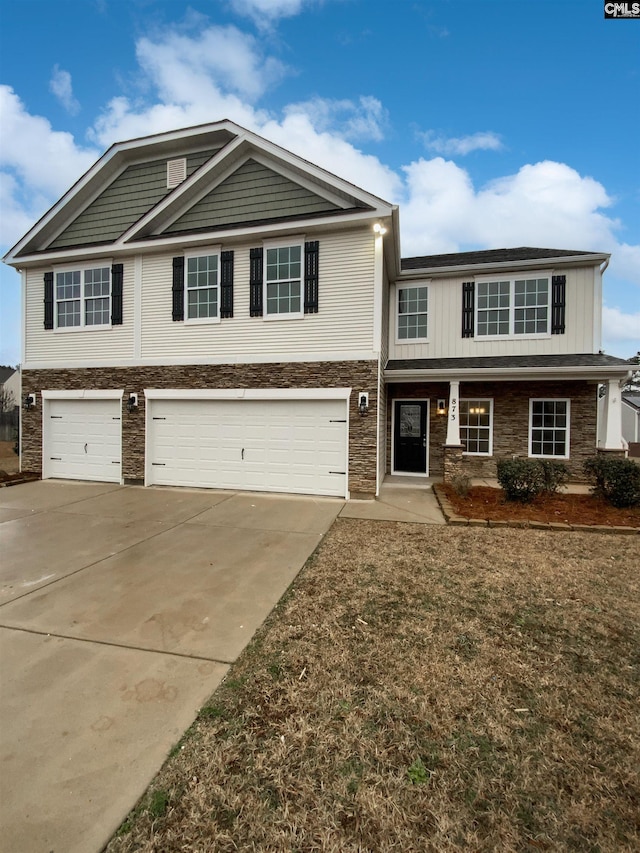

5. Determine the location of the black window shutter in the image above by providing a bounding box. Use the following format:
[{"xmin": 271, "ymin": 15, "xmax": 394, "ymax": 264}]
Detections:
[
  {"xmin": 44, "ymin": 271, "xmax": 54, "ymax": 330},
  {"xmin": 462, "ymin": 281, "xmax": 475, "ymax": 338},
  {"xmin": 172, "ymin": 256, "xmax": 185, "ymax": 321},
  {"xmin": 250, "ymin": 248, "xmax": 263, "ymax": 317},
  {"xmin": 220, "ymin": 251, "xmax": 234, "ymax": 318},
  {"xmin": 551, "ymin": 274, "xmax": 566, "ymax": 335},
  {"xmin": 111, "ymin": 263, "xmax": 123, "ymax": 325},
  {"xmin": 304, "ymin": 241, "xmax": 319, "ymax": 314}
]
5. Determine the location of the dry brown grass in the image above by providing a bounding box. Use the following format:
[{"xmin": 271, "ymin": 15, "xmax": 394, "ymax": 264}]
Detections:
[{"xmin": 108, "ymin": 521, "xmax": 640, "ymax": 853}]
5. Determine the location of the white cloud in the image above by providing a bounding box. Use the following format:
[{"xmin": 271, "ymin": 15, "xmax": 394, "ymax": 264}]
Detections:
[
  {"xmin": 229, "ymin": 0, "xmax": 309, "ymax": 26},
  {"xmin": 49, "ymin": 65, "xmax": 80, "ymax": 115},
  {"xmin": 420, "ymin": 130, "xmax": 504, "ymax": 156},
  {"xmin": 602, "ymin": 306, "xmax": 640, "ymax": 352},
  {"xmin": 284, "ymin": 96, "xmax": 388, "ymax": 142}
]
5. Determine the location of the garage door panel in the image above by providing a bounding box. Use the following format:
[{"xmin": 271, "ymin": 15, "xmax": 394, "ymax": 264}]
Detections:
[{"xmin": 147, "ymin": 398, "xmax": 347, "ymax": 497}]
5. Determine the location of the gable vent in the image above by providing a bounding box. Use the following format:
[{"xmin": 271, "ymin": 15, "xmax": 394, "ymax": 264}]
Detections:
[{"xmin": 167, "ymin": 158, "xmax": 187, "ymax": 189}]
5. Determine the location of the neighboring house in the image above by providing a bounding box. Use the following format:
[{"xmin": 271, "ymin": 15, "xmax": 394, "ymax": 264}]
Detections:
[
  {"xmin": 2, "ymin": 120, "xmax": 631, "ymax": 497},
  {"xmin": 622, "ymin": 392, "xmax": 640, "ymax": 456},
  {"xmin": 0, "ymin": 367, "xmax": 20, "ymax": 441}
]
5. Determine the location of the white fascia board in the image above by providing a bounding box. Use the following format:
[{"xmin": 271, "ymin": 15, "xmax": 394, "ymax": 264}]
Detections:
[
  {"xmin": 384, "ymin": 365, "xmax": 632, "ymax": 382},
  {"xmin": 145, "ymin": 387, "xmax": 351, "ymax": 401},
  {"xmin": 23, "ymin": 350, "xmax": 378, "ymax": 370},
  {"xmin": 397, "ymin": 254, "xmax": 610, "ymax": 280},
  {"xmin": 41, "ymin": 389, "xmax": 124, "ymax": 399},
  {"xmin": 10, "ymin": 209, "xmax": 382, "ymax": 268}
]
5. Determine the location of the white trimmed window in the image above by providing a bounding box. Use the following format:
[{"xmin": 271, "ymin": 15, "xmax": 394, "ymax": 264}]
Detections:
[
  {"xmin": 476, "ymin": 275, "xmax": 550, "ymax": 337},
  {"xmin": 55, "ymin": 265, "xmax": 111, "ymax": 328},
  {"xmin": 265, "ymin": 244, "xmax": 302, "ymax": 317},
  {"xmin": 186, "ymin": 251, "xmax": 219, "ymax": 321},
  {"xmin": 529, "ymin": 399, "xmax": 570, "ymax": 458},
  {"xmin": 460, "ymin": 399, "xmax": 493, "ymax": 455},
  {"xmin": 397, "ymin": 285, "xmax": 428, "ymax": 340}
]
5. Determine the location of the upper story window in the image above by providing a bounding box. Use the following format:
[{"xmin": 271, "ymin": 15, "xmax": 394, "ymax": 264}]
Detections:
[
  {"xmin": 186, "ymin": 251, "xmax": 219, "ymax": 321},
  {"xmin": 55, "ymin": 265, "xmax": 111, "ymax": 328},
  {"xmin": 476, "ymin": 276, "xmax": 550, "ymax": 337},
  {"xmin": 265, "ymin": 244, "xmax": 302, "ymax": 317},
  {"xmin": 397, "ymin": 285, "xmax": 428, "ymax": 341}
]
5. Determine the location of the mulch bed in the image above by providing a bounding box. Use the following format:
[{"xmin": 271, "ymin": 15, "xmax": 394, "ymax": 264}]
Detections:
[{"xmin": 441, "ymin": 484, "xmax": 640, "ymax": 529}]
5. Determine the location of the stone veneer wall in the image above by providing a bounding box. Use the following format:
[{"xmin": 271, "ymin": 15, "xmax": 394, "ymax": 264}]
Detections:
[
  {"xmin": 22, "ymin": 360, "xmax": 379, "ymax": 496},
  {"xmin": 386, "ymin": 380, "xmax": 599, "ymax": 480}
]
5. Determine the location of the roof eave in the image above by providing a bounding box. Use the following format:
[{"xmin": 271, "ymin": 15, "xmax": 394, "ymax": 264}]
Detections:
[
  {"xmin": 384, "ymin": 364, "xmax": 632, "ymax": 382},
  {"xmin": 398, "ymin": 253, "xmax": 610, "ymax": 279}
]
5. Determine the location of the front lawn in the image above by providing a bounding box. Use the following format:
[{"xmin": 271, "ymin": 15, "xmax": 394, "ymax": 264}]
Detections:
[{"xmin": 108, "ymin": 521, "xmax": 639, "ymax": 852}]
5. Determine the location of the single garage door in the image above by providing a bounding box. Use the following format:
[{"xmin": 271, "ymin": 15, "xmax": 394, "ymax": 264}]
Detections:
[
  {"xmin": 43, "ymin": 398, "xmax": 122, "ymax": 482},
  {"xmin": 147, "ymin": 398, "xmax": 348, "ymax": 497}
]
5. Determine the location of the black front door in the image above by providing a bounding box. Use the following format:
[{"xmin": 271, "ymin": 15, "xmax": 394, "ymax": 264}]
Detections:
[{"xmin": 394, "ymin": 400, "xmax": 428, "ymax": 473}]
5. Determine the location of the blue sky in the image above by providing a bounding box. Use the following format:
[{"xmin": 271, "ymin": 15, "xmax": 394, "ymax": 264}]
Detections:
[{"xmin": 1, "ymin": 0, "xmax": 638, "ymax": 363}]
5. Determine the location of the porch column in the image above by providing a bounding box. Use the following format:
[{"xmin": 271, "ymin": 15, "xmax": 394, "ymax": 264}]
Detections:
[
  {"xmin": 600, "ymin": 378, "xmax": 625, "ymax": 451},
  {"xmin": 445, "ymin": 380, "xmax": 461, "ymax": 446}
]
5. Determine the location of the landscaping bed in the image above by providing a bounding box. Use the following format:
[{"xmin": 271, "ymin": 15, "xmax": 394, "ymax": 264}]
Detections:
[
  {"xmin": 438, "ymin": 484, "xmax": 640, "ymax": 530},
  {"xmin": 108, "ymin": 520, "xmax": 639, "ymax": 853}
]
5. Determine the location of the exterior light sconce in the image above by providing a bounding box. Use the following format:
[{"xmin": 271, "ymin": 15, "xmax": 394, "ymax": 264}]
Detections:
[
  {"xmin": 373, "ymin": 222, "xmax": 387, "ymax": 236},
  {"xmin": 358, "ymin": 392, "xmax": 369, "ymax": 417},
  {"xmin": 24, "ymin": 393, "xmax": 36, "ymax": 410},
  {"xmin": 127, "ymin": 393, "xmax": 139, "ymax": 414},
  {"xmin": 436, "ymin": 398, "xmax": 447, "ymax": 416}
]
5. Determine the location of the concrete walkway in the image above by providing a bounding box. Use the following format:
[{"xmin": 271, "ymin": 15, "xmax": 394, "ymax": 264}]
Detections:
[
  {"xmin": 340, "ymin": 477, "xmax": 446, "ymax": 524},
  {"xmin": 0, "ymin": 481, "xmax": 342, "ymax": 853}
]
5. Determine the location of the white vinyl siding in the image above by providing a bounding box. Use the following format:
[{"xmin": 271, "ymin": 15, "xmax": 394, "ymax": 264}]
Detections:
[
  {"xmin": 141, "ymin": 229, "xmax": 375, "ymax": 360},
  {"xmin": 25, "ymin": 264, "xmax": 135, "ymax": 364},
  {"xmin": 389, "ymin": 266, "xmax": 598, "ymax": 361}
]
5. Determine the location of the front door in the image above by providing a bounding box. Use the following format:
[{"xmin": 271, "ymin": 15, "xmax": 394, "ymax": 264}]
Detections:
[{"xmin": 393, "ymin": 400, "xmax": 428, "ymax": 474}]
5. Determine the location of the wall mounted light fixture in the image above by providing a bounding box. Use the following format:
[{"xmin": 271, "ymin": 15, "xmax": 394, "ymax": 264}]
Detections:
[
  {"xmin": 358, "ymin": 392, "xmax": 369, "ymax": 417},
  {"xmin": 436, "ymin": 398, "xmax": 447, "ymax": 416},
  {"xmin": 373, "ymin": 222, "xmax": 387, "ymax": 236},
  {"xmin": 127, "ymin": 393, "xmax": 139, "ymax": 414},
  {"xmin": 23, "ymin": 393, "xmax": 36, "ymax": 410}
]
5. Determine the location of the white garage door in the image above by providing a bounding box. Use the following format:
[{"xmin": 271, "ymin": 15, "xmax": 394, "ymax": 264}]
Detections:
[
  {"xmin": 147, "ymin": 398, "xmax": 348, "ymax": 497},
  {"xmin": 43, "ymin": 398, "xmax": 122, "ymax": 483}
]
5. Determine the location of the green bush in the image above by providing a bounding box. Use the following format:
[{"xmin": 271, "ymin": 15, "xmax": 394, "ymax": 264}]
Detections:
[
  {"xmin": 537, "ymin": 459, "xmax": 570, "ymax": 494},
  {"xmin": 584, "ymin": 455, "xmax": 640, "ymax": 508},
  {"xmin": 496, "ymin": 458, "xmax": 544, "ymax": 503}
]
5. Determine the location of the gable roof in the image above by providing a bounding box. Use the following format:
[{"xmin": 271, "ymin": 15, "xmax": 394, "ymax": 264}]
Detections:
[
  {"xmin": 0, "ymin": 367, "xmax": 16, "ymax": 385},
  {"xmin": 623, "ymin": 392, "xmax": 640, "ymax": 410},
  {"xmin": 401, "ymin": 247, "xmax": 609, "ymax": 275},
  {"xmin": 4, "ymin": 120, "xmax": 395, "ymax": 266}
]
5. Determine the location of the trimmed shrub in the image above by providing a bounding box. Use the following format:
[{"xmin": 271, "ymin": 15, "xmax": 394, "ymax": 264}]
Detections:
[
  {"xmin": 584, "ymin": 455, "xmax": 640, "ymax": 508},
  {"xmin": 537, "ymin": 459, "xmax": 570, "ymax": 494},
  {"xmin": 450, "ymin": 473, "xmax": 471, "ymax": 497},
  {"xmin": 497, "ymin": 458, "xmax": 544, "ymax": 503}
]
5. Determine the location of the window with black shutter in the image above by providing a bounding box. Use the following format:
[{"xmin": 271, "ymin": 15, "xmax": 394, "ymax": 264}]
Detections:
[
  {"xmin": 111, "ymin": 263, "xmax": 123, "ymax": 325},
  {"xmin": 44, "ymin": 271, "xmax": 54, "ymax": 330},
  {"xmin": 551, "ymin": 275, "xmax": 566, "ymax": 335},
  {"xmin": 250, "ymin": 247, "xmax": 263, "ymax": 317},
  {"xmin": 172, "ymin": 256, "xmax": 185, "ymax": 321},
  {"xmin": 462, "ymin": 281, "xmax": 475, "ymax": 338},
  {"xmin": 304, "ymin": 241, "xmax": 319, "ymax": 314},
  {"xmin": 220, "ymin": 251, "xmax": 234, "ymax": 318}
]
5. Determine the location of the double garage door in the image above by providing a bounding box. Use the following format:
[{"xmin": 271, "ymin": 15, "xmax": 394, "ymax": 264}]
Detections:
[
  {"xmin": 147, "ymin": 397, "xmax": 348, "ymax": 497},
  {"xmin": 43, "ymin": 395, "xmax": 348, "ymax": 498}
]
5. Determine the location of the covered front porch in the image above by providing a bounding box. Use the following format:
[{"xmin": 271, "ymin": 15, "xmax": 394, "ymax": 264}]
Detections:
[{"xmin": 383, "ymin": 354, "xmax": 631, "ymax": 483}]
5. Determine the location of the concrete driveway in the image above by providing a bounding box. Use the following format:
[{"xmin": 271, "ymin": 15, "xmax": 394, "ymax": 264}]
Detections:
[{"xmin": 0, "ymin": 480, "xmax": 342, "ymax": 853}]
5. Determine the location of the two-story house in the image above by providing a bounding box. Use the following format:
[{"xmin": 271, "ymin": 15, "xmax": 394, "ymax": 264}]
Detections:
[{"xmin": 3, "ymin": 120, "xmax": 630, "ymax": 499}]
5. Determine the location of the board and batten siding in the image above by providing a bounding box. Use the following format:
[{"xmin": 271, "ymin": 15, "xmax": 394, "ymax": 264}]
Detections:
[
  {"xmin": 49, "ymin": 149, "xmax": 220, "ymax": 250},
  {"xmin": 24, "ymin": 263, "xmax": 135, "ymax": 364},
  {"xmin": 389, "ymin": 266, "xmax": 599, "ymax": 361},
  {"xmin": 141, "ymin": 229, "xmax": 376, "ymax": 360}
]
